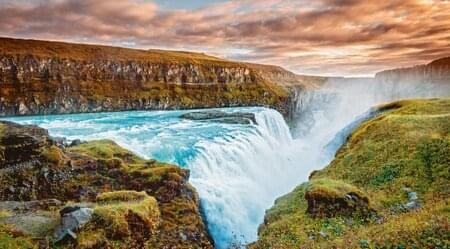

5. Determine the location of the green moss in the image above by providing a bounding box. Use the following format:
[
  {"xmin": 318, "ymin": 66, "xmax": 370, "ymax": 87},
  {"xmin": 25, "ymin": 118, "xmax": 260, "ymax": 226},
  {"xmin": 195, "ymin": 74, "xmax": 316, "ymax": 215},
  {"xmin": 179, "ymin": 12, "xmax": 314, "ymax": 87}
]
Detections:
[
  {"xmin": 67, "ymin": 140, "xmax": 145, "ymax": 165},
  {"xmin": 96, "ymin": 190, "xmax": 147, "ymax": 203},
  {"xmin": 76, "ymin": 229, "xmax": 106, "ymax": 249},
  {"xmin": 306, "ymin": 179, "xmax": 366, "ymax": 200},
  {"xmin": 92, "ymin": 191, "xmax": 160, "ymax": 238},
  {"xmin": 41, "ymin": 145, "xmax": 65, "ymax": 164},
  {"xmin": 252, "ymin": 98, "xmax": 450, "ymax": 249}
]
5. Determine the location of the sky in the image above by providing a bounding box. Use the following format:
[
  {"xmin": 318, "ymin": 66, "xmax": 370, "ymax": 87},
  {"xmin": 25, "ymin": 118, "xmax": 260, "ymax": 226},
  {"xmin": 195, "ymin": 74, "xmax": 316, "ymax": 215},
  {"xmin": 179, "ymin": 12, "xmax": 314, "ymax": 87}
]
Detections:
[{"xmin": 0, "ymin": 0, "xmax": 449, "ymax": 77}]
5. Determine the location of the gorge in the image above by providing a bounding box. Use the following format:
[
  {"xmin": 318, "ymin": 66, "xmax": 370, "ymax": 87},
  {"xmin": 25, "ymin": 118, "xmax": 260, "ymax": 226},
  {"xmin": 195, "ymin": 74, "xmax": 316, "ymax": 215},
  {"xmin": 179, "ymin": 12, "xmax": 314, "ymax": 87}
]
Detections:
[{"xmin": 0, "ymin": 38, "xmax": 449, "ymax": 249}]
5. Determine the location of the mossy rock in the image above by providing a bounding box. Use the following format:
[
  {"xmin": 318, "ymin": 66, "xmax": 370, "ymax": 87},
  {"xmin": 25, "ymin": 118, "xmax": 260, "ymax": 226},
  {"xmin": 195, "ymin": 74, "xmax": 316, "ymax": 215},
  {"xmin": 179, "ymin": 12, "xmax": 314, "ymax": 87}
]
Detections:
[
  {"xmin": 305, "ymin": 179, "xmax": 372, "ymax": 218},
  {"xmin": 73, "ymin": 191, "xmax": 160, "ymax": 248},
  {"xmin": 0, "ymin": 121, "xmax": 213, "ymax": 248}
]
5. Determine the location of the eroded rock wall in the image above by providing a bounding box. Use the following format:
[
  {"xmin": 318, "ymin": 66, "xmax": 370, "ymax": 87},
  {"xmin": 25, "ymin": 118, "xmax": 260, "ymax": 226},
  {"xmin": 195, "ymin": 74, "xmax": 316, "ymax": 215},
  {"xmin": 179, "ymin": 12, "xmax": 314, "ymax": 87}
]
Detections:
[{"xmin": 0, "ymin": 38, "xmax": 291, "ymax": 117}]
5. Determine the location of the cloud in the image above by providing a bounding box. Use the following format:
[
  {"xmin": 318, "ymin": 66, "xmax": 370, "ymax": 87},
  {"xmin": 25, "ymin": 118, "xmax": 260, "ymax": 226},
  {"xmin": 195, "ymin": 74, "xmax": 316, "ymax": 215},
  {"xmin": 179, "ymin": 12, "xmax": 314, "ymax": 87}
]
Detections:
[{"xmin": 0, "ymin": 0, "xmax": 448, "ymax": 76}]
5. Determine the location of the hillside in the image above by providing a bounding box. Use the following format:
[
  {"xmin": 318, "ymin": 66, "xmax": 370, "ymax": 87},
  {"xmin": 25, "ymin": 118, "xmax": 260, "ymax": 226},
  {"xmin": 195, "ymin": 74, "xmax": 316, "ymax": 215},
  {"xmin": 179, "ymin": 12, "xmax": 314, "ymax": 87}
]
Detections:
[
  {"xmin": 0, "ymin": 37, "xmax": 310, "ymax": 117},
  {"xmin": 250, "ymin": 98, "xmax": 450, "ymax": 248}
]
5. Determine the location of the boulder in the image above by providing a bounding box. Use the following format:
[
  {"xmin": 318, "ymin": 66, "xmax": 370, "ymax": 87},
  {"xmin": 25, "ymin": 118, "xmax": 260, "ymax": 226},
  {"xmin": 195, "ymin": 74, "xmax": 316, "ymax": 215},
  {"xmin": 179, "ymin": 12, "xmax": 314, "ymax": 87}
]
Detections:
[
  {"xmin": 304, "ymin": 179, "xmax": 373, "ymax": 217},
  {"xmin": 54, "ymin": 206, "xmax": 94, "ymax": 243},
  {"xmin": 180, "ymin": 111, "xmax": 257, "ymax": 125},
  {"xmin": 69, "ymin": 139, "xmax": 84, "ymax": 147}
]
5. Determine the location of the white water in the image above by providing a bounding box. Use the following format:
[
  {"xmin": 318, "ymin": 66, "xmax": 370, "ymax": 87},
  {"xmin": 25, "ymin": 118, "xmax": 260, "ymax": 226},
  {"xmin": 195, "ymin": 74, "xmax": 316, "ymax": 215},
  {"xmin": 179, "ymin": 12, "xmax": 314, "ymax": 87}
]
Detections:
[{"xmin": 3, "ymin": 79, "xmax": 449, "ymax": 248}]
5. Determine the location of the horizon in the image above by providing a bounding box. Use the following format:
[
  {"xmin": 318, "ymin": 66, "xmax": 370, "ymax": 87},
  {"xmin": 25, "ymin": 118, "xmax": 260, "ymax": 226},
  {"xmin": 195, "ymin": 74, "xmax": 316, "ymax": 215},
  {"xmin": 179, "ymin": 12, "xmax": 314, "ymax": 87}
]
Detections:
[{"xmin": 0, "ymin": 0, "xmax": 449, "ymax": 77}]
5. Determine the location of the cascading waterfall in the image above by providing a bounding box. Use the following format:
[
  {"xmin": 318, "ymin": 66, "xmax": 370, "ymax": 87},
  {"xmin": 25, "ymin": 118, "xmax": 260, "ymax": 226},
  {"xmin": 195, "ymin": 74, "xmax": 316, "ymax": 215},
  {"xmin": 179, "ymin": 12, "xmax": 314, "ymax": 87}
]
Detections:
[{"xmin": 188, "ymin": 109, "xmax": 295, "ymax": 247}]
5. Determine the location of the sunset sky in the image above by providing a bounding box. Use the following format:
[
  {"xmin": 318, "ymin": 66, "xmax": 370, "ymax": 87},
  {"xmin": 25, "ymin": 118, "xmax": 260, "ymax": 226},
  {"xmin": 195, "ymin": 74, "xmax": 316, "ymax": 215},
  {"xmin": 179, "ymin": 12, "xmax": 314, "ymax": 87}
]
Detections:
[{"xmin": 0, "ymin": 0, "xmax": 449, "ymax": 77}]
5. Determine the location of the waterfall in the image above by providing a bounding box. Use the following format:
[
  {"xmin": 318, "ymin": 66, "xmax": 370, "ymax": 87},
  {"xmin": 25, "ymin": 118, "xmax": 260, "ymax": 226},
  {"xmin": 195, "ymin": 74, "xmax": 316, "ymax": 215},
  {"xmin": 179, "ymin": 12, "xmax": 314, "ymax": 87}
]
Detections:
[{"xmin": 188, "ymin": 108, "xmax": 295, "ymax": 248}]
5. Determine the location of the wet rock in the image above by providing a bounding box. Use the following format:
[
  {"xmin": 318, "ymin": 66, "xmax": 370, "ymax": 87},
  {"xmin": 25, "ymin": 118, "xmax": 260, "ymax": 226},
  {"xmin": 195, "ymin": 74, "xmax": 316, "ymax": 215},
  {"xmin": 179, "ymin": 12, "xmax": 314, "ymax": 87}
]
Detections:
[
  {"xmin": 404, "ymin": 201, "xmax": 421, "ymax": 210},
  {"xmin": 180, "ymin": 111, "xmax": 257, "ymax": 125},
  {"xmin": 408, "ymin": 191, "xmax": 418, "ymax": 201},
  {"xmin": 69, "ymin": 139, "xmax": 84, "ymax": 147},
  {"xmin": 54, "ymin": 206, "xmax": 94, "ymax": 243},
  {"xmin": 51, "ymin": 136, "xmax": 67, "ymax": 147},
  {"xmin": 400, "ymin": 189, "xmax": 421, "ymax": 211}
]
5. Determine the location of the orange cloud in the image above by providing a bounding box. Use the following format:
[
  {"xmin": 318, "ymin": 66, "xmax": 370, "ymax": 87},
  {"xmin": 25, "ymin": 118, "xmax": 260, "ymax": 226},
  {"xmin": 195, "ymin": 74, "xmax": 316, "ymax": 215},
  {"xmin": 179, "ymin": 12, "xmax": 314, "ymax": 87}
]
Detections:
[{"xmin": 0, "ymin": 0, "xmax": 449, "ymax": 76}]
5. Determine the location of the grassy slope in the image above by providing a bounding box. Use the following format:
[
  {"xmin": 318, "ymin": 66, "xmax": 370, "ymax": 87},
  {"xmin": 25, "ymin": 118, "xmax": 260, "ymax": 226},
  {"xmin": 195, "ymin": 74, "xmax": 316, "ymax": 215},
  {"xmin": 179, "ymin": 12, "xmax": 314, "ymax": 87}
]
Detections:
[
  {"xmin": 251, "ymin": 98, "xmax": 450, "ymax": 249},
  {"xmin": 0, "ymin": 37, "xmax": 226, "ymax": 64}
]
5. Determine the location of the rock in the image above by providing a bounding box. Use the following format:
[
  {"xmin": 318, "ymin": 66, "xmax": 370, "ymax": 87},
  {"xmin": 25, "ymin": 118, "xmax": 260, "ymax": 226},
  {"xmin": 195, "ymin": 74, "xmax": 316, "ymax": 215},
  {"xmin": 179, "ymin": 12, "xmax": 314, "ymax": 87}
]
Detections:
[
  {"xmin": 319, "ymin": 231, "xmax": 328, "ymax": 238},
  {"xmin": 69, "ymin": 139, "xmax": 83, "ymax": 147},
  {"xmin": 0, "ymin": 199, "xmax": 62, "ymax": 212},
  {"xmin": 180, "ymin": 111, "xmax": 257, "ymax": 125},
  {"xmin": 305, "ymin": 179, "xmax": 374, "ymax": 218},
  {"xmin": 0, "ymin": 121, "xmax": 50, "ymax": 169},
  {"xmin": 54, "ymin": 206, "xmax": 94, "ymax": 243},
  {"xmin": 408, "ymin": 191, "xmax": 418, "ymax": 201},
  {"xmin": 51, "ymin": 136, "xmax": 67, "ymax": 147}
]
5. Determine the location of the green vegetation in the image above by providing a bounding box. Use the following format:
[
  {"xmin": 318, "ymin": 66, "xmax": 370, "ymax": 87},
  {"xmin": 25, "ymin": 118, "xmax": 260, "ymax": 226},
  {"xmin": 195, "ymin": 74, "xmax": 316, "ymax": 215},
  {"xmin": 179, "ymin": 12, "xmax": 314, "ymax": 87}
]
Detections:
[
  {"xmin": 0, "ymin": 225, "xmax": 36, "ymax": 249},
  {"xmin": 251, "ymin": 98, "xmax": 450, "ymax": 249},
  {"xmin": 0, "ymin": 37, "xmax": 226, "ymax": 64},
  {"xmin": 67, "ymin": 140, "xmax": 146, "ymax": 165},
  {"xmin": 304, "ymin": 179, "xmax": 372, "ymax": 218},
  {"xmin": 74, "ymin": 191, "xmax": 160, "ymax": 247}
]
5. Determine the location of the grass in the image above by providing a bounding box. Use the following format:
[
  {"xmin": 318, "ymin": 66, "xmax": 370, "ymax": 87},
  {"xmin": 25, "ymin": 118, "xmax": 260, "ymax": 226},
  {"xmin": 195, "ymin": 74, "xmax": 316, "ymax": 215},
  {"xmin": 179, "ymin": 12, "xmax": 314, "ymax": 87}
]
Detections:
[
  {"xmin": 93, "ymin": 191, "xmax": 160, "ymax": 237},
  {"xmin": 0, "ymin": 225, "xmax": 37, "ymax": 249},
  {"xmin": 0, "ymin": 37, "xmax": 227, "ymax": 64},
  {"xmin": 251, "ymin": 98, "xmax": 450, "ymax": 249},
  {"xmin": 96, "ymin": 190, "xmax": 148, "ymax": 203},
  {"xmin": 74, "ymin": 191, "xmax": 160, "ymax": 248}
]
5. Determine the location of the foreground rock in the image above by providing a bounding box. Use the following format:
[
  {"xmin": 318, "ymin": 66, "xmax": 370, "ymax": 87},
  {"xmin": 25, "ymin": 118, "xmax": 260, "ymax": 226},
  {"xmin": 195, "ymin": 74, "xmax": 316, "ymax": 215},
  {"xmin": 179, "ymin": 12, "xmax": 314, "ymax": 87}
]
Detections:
[
  {"xmin": 180, "ymin": 111, "xmax": 257, "ymax": 124},
  {"xmin": 0, "ymin": 121, "xmax": 213, "ymax": 248},
  {"xmin": 305, "ymin": 179, "xmax": 373, "ymax": 218}
]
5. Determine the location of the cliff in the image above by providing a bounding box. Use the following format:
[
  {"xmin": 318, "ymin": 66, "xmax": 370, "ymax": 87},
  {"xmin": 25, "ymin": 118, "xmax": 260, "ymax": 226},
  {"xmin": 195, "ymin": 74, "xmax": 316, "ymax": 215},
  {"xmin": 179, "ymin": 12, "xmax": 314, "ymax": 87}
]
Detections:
[
  {"xmin": 250, "ymin": 98, "xmax": 450, "ymax": 248},
  {"xmin": 375, "ymin": 57, "xmax": 450, "ymax": 84},
  {"xmin": 0, "ymin": 37, "xmax": 311, "ymax": 117},
  {"xmin": 0, "ymin": 121, "xmax": 213, "ymax": 248}
]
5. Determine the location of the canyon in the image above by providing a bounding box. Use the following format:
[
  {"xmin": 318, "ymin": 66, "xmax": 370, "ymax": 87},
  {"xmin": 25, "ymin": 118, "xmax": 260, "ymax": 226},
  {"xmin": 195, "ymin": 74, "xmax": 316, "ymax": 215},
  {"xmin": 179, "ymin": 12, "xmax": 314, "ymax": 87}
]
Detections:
[{"xmin": 0, "ymin": 37, "xmax": 449, "ymax": 249}]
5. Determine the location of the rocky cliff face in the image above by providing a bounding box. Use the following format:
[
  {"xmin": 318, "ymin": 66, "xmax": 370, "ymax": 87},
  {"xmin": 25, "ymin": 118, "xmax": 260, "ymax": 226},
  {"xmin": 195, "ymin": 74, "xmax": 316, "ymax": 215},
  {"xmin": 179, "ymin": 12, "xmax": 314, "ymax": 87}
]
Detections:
[
  {"xmin": 375, "ymin": 57, "xmax": 450, "ymax": 84},
  {"xmin": 0, "ymin": 37, "xmax": 295, "ymax": 117},
  {"xmin": 0, "ymin": 121, "xmax": 213, "ymax": 248}
]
